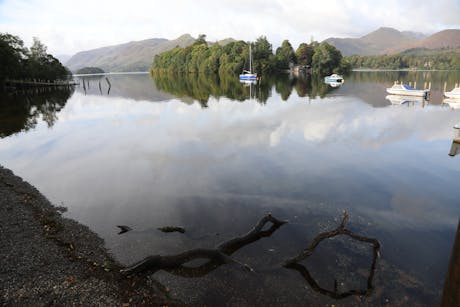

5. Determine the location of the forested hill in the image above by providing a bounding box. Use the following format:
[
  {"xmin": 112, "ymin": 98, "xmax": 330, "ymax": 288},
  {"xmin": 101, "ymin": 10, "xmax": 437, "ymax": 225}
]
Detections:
[
  {"xmin": 66, "ymin": 34, "xmax": 196, "ymax": 72},
  {"xmin": 346, "ymin": 48, "xmax": 460, "ymax": 70},
  {"xmin": 324, "ymin": 27, "xmax": 460, "ymax": 56},
  {"xmin": 324, "ymin": 27, "xmax": 425, "ymax": 56}
]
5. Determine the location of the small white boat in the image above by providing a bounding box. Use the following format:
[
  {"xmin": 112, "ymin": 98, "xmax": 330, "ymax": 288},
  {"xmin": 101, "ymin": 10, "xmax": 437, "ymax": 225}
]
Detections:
[
  {"xmin": 386, "ymin": 95, "xmax": 424, "ymax": 105},
  {"xmin": 324, "ymin": 74, "xmax": 343, "ymax": 83},
  {"xmin": 386, "ymin": 83, "xmax": 429, "ymax": 97},
  {"xmin": 444, "ymin": 87, "xmax": 460, "ymax": 99},
  {"xmin": 239, "ymin": 44, "xmax": 257, "ymax": 81}
]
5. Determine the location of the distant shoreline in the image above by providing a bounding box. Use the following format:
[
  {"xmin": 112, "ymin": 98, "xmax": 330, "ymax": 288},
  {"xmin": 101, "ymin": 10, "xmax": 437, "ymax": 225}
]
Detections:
[
  {"xmin": 73, "ymin": 71, "xmax": 149, "ymax": 77},
  {"xmin": 352, "ymin": 68, "xmax": 457, "ymax": 72}
]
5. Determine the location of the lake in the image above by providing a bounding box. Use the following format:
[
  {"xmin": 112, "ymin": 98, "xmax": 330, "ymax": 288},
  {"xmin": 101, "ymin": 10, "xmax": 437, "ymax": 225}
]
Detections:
[{"xmin": 1, "ymin": 71, "xmax": 459, "ymax": 306}]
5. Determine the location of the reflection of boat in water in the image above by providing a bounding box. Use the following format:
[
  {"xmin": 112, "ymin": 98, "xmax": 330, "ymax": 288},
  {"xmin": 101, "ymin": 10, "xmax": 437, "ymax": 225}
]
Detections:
[
  {"xmin": 385, "ymin": 95, "xmax": 425, "ymax": 105},
  {"xmin": 325, "ymin": 81, "xmax": 343, "ymax": 88},
  {"xmin": 240, "ymin": 79, "xmax": 257, "ymax": 85},
  {"xmin": 239, "ymin": 44, "xmax": 257, "ymax": 81},
  {"xmin": 443, "ymin": 98, "xmax": 460, "ymax": 109},
  {"xmin": 386, "ymin": 82, "xmax": 429, "ymax": 97},
  {"xmin": 324, "ymin": 74, "xmax": 343, "ymax": 83},
  {"xmin": 444, "ymin": 86, "xmax": 460, "ymax": 99},
  {"xmin": 449, "ymin": 124, "xmax": 460, "ymax": 157}
]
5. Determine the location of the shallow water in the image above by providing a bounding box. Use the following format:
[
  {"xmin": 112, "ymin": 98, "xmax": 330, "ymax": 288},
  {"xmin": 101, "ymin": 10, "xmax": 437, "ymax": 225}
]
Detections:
[{"xmin": 1, "ymin": 71, "xmax": 459, "ymax": 305}]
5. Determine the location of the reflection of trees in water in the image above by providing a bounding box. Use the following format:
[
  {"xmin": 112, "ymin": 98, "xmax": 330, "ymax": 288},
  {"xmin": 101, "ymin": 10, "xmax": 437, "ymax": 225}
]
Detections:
[
  {"xmin": 0, "ymin": 87, "xmax": 74, "ymax": 138},
  {"xmin": 152, "ymin": 73, "xmax": 271, "ymax": 106},
  {"xmin": 151, "ymin": 73, "xmax": 339, "ymax": 105}
]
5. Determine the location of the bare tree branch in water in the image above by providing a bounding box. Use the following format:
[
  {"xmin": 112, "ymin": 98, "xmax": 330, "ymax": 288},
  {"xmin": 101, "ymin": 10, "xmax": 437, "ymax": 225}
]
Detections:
[
  {"xmin": 283, "ymin": 211, "xmax": 380, "ymax": 299},
  {"xmin": 121, "ymin": 214, "xmax": 287, "ymax": 277}
]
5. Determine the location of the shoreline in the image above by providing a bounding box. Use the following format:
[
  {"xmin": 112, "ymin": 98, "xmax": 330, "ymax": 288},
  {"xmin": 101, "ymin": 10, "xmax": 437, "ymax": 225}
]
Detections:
[
  {"xmin": 0, "ymin": 165, "xmax": 175, "ymax": 306},
  {"xmin": 352, "ymin": 68, "xmax": 458, "ymax": 72}
]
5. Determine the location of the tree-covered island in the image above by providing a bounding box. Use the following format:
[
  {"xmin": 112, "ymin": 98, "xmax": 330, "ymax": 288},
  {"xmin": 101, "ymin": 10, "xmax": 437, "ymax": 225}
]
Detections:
[
  {"xmin": 75, "ymin": 67, "xmax": 105, "ymax": 75},
  {"xmin": 151, "ymin": 34, "xmax": 351, "ymax": 76}
]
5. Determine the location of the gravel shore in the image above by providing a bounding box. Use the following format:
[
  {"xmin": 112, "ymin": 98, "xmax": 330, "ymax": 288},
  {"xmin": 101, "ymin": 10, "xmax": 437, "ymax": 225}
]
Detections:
[{"xmin": 0, "ymin": 166, "xmax": 175, "ymax": 306}]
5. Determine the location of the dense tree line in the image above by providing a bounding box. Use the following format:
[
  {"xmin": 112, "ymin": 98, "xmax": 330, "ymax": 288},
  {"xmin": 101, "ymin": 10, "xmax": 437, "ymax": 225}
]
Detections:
[
  {"xmin": 0, "ymin": 33, "xmax": 70, "ymax": 86},
  {"xmin": 151, "ymin": 35, "xmax": 350, "ymax": 76},
  {"xmin": 346, "ymin": 48, "xmax": 460, "ymax": 70}
]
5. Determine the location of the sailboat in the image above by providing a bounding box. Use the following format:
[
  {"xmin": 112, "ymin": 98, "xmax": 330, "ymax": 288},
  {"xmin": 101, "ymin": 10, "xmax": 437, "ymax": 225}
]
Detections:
[{"xmin": 239, "ymin": 44, "xmax": 257, "ymax": 82}]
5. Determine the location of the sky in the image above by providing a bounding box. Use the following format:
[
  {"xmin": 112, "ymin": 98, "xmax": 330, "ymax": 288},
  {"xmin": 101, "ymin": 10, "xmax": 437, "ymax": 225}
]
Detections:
[{"xmin": 1, "ymin": 0, "xmax": 460, "ymax": 56}]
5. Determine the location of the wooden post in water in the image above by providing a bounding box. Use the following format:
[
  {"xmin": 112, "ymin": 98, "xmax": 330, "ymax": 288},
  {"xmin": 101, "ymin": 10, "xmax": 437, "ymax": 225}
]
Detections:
[
  {"xmin": 414, "ymin": 81, "xmax": 417, "ymax": 89},
  {"xmin": 444, "ymin": 82, "xmax": 447, "ymax": 92},
  {"xmin": 428, "ymin": 82, "xmax": 431, "ymax": 90},
  {"xmin": 105, "ymin": 77, "xmax": 111, "ymax": 95}
]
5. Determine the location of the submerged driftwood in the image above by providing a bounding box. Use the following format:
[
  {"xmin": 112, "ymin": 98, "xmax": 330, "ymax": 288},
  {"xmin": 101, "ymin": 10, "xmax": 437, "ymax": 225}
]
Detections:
[
  {"xmin": 283, "ymin": 211, "xmax": 380, "ymax": 299},
  {"xmin": 116, "ymin": 225, "xmax": 132, "ymax": 234},
  {"xmin": 121, "ymin": 211, "xmax": 380, "ymax": 300},
  {"xmin": 121, "ymin": 214, "xmax": 287, "ymax": 276},
  {"xmin": 157, "ymin": 226, "xmax": 186, "ymax": 234}
]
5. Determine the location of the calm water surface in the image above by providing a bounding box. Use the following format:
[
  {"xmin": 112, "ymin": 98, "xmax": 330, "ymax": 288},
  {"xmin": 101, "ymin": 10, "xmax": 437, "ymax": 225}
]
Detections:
[{"xmin": 1, "ymin": 71, "xmax": 459, "ymax": 306}]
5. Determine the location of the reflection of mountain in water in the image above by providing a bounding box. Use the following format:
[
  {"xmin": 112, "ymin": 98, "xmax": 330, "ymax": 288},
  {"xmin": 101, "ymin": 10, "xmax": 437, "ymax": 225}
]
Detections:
[
  {"xmin": 75, "ymin": 73, "xmax": 174, "ymax": 102},
  {"xmin": 0, "ymin": 87, "xmax": 74, "ymax": 138}
]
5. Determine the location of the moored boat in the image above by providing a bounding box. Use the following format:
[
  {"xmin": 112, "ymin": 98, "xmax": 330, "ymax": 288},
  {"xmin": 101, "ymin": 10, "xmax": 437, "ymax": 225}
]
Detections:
[
  {"xmin": 444, "ymin": 86, "xmax": 460, "ymax": 99},
  {"xmin": 324, "ymin": 74, "xmax": 343, "ymax": 83},
  {"xmin": 386, "ymin": 82, "xmax": 429, "ymax": 97},
  {"xmin": 239, "ymin": 44, "xmax": 257, "ymax": 82}
]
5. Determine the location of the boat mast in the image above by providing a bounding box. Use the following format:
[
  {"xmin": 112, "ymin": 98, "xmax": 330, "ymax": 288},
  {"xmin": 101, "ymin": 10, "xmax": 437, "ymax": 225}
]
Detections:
[{"xmin": 249, "ymin": 44, "xmax": 252, "ymax": 74}]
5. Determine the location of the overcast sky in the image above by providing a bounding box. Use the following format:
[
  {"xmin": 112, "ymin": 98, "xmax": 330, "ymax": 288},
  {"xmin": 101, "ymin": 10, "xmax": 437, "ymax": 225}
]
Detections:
[{"xmin": 1, "ymin": 0, "xmax": 459, "ymax": 56}]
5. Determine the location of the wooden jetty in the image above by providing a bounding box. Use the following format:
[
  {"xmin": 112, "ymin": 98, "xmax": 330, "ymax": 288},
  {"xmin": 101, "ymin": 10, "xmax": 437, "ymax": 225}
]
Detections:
[{"xmin": 4, "ymin": 79, "xmax": 79, "ymax": 89}]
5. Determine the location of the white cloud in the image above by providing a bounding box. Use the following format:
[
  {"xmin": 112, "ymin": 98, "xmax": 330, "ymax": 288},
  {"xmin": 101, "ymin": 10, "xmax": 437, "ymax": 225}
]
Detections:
[{"xmin": 1, "ymin": 0, "xmax": 459, "ymax": 55}]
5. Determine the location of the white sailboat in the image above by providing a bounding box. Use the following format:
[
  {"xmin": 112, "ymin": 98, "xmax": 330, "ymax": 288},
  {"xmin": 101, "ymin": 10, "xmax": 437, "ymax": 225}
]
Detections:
[
  {"xmin": 386, "ymin": 82, "xmax": 430, "ymax": 97},
  {"xmin": 240, "ymin": 44, "xmax": 257, "ymax": 82}
]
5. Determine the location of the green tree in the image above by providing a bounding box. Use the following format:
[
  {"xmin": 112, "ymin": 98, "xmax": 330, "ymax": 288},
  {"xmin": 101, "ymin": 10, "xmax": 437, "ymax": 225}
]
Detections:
[
  {"xmin": 194, "ymin": 34, "xmax": 207, "ymax": 46},
  {"xmin": 252, "ymin": 36, "xmax": 276, "ymax": 74},
  {"xmin": 30, "ymin": 37, "xmax": 48, "ymax": 61},
  {"xmin": 275, "ymin": 39, "xmax": 296, "ymax": 69},
  {"xmin": 0, "ymin": 33, "xmax": 28, "ymax": 82},
  {"xmin": 311, "ymin": 42, "xmax": 342, "ymax": 75},
  {"xmin": 296, "ymin": 43, "xmax": 314, "ymax": 66}
]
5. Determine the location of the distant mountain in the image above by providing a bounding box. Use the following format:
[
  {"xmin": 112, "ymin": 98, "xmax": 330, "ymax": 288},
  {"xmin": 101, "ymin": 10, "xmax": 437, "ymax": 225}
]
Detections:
[
  {"xmin": 66, "ymin": 34, "xmax": 196, "ymax": 72},
  {"xmin": 56, "ymin": 54, "xmax": 72, "ymax": 64},
  {"xmin": 215, "ymin": 38, "xmax": 236, "ymax": 46},
  {"xmin": 382, "ymin": 29, "xmax": 460, "ymax": 54},
  {"xmin": 324, "ymin": 27, "xmax": 426, "ymax": 56}
]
